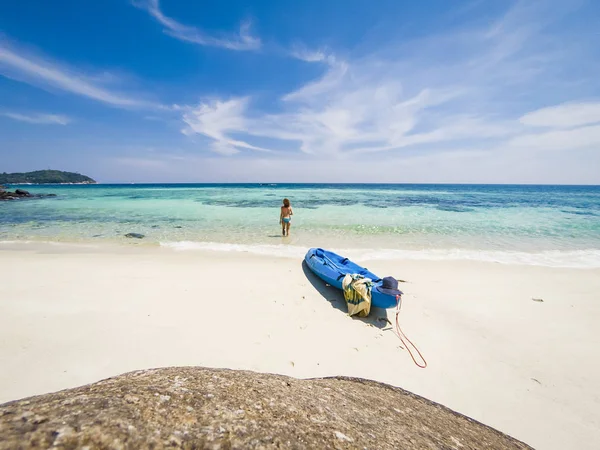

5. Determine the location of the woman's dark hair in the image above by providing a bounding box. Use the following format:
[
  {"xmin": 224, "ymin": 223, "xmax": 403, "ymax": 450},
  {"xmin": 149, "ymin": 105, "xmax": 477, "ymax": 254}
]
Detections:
[{"xmin": 283, "ymin": 198, "xmax": 290, "ymax": 207}]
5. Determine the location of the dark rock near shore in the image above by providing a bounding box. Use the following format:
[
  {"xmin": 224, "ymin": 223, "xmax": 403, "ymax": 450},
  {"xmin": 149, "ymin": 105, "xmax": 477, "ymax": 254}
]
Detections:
[
  {"xmin": 125, "ymin": 232, "xmax": 145, "ymax": 239},
  {"xmin": 0, "ymin": 189, "xmax": 57, "ymax": 201},
  {"xmin": 1, "ymin": 190, "xmax": 28, "ymax": 200},
  {"xmin": 0, "ymin": 367, "xmax": 532, "ymax": 450}
]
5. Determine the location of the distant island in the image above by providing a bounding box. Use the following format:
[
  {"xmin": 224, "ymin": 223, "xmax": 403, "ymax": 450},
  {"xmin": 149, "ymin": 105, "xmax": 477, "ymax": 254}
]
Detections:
[{"xmin": 0, "ymin": 170, "xmax": 96, "ymax": 185}]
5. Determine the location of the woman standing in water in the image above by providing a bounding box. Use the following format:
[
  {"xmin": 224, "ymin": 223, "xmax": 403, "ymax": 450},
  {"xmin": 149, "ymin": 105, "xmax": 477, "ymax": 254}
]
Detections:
[{"xmin": 280, "ymin": 198, "xmax": 293, "ymax": 236}]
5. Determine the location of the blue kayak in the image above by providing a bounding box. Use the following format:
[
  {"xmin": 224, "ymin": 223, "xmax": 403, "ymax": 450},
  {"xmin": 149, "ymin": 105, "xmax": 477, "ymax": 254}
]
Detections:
[{"xmin": 304, "ymin": 248, "xmax": 400, "ymax": 309}]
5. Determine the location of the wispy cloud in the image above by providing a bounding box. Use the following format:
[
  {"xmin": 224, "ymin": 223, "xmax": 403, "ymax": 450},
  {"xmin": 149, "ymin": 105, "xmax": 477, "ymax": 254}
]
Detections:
[
  {"xmin": 281, "ymin": 59, "xmax": 349, "ymax": 103},
  {"xmin": 289, "ymin": 46, "xmax": 336, "ymax": 65},
  {"xmin": 133, "ymin": 0, "xmax": 261, "ymax": 51},
  {"xmin": 179, "ymin": 1, "xmax": 598, "ymax": 160},
  {"xmin": 0, "ymin": 41, "xmax": 159, "ymax": 109},
  {"xmin": 181, "ymin": 98, "xmax": 272, "ymax": 154},
  {"xmin": 177, "ymin": 49, "xmax": 491, "ymax": 156},
  {"xmin": 502, "ymin": 101, "xmax": 600, "ymax": 153},
  {"xmin": 290, "ymin": 49, "xmax": 327, "ymax": 63},
  {"xmin": 1, "ymin": 112, "xmax": 70, "ymax": 125},
  {"xmin": 510, "ymin": 123, "xmax": 600, "ymax": 151},
  {"xmin": 520, "ymin": 102, "xmax": 600, "ymax": 128}
]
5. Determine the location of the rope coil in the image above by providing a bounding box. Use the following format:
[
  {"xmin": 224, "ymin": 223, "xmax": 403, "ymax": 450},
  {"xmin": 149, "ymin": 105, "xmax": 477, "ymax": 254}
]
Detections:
[{"xmin": 394, "ymin": 294, "xmax": 427, "ymax": 368}]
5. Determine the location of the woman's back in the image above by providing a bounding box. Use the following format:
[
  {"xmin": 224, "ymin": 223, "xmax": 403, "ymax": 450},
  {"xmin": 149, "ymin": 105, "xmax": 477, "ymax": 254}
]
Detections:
[{"xmin": 281, "ymin": 205, "xmax": 292, "ymax": 217}]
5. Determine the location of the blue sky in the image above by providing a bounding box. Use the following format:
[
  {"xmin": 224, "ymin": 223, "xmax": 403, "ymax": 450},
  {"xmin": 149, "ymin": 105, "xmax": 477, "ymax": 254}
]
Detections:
[{"xmin": 1, "ymin": 0, "xmax": 599, "ymax": 183}]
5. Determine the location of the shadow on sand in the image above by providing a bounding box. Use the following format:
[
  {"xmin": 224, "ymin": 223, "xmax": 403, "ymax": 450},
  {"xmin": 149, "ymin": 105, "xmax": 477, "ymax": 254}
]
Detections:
[{"xmin": 301, "ymin": 260, "xmax": 389, "ymax": 330}]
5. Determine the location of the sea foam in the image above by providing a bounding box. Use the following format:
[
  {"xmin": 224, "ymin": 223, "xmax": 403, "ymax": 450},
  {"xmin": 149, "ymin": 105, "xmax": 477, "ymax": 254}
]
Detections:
[{"xmin": 159, "ymin": 241, "xmax": 600, "ymax": 269}]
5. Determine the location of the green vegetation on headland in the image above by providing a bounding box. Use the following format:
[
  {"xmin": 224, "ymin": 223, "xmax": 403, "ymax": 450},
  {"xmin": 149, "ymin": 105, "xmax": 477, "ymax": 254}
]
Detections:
[{"xmin": 0, "ymin": 170, "xmax": 96, "ymax": 184}]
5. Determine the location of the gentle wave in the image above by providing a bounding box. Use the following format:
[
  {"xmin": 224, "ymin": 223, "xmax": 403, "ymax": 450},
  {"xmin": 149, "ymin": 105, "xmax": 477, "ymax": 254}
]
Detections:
[
  {"xmin": 160, "ymin": 241, "xmax": 600, "ymax": 268},
  {"xmin": 3, "ymin": 239, "xmax": 599, "ymax": 268}
]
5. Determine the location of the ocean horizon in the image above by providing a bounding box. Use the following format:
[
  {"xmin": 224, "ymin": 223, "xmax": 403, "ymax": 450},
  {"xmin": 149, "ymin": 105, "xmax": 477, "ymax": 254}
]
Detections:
[
  {"xmin": 2, "ymin": 183, "xmax": 599, "ymax": 268},
  {"xmin": 5, "ymin": 182, "xmax": 600, "ymax": 186}
]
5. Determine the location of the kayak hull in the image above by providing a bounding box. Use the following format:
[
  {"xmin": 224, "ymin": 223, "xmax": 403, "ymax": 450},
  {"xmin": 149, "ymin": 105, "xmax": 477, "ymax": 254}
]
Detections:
[{"xmin": 304, "ymin": 247, "xmax": 399, "ymax": 309}]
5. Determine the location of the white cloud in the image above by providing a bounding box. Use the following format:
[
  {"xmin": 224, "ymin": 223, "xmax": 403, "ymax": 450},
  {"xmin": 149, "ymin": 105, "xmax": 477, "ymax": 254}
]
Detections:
[
  {"xmin": 181, "ymin": 98, "xmax": 248, "ymax": 140},
  {"xmin": 210, "ymin": 141, "xmax": 241, "ymax": 156},
  {"xmin": 520, "ymin": 102, "xmax": 600, "ymax": 128},
  {"xmin": 179, "ymin": 62, "xmax": 510, "ymax": 157},
  {"xmin": 290, "ymin": 49, "xmax": 327, "ymax": 63},
  {"xmin": 133, "ymin": 0, "xmax": 261, "ymax": 51},
  {"xmin": 181, "ymin": 98, "xmax": 272, "ymax": 154},
  {"xmin": 0, "ymin": 42, "xmax": 158, "ymax": 109},
  {"xmin": 508, "ymin": 124, "xmax": 600, "ymax": 151},
  {"xmin": 1, "ymin": 112, "xmax": 70, "ymax": 125},
  {"xmin": 289, "ymin": 46, "xmax": 337, "ymax": 65},
  {"xmin": 281, "ymin": 60, "xmax": 349, "ymax": 103},
  {"xmin": 177, "ymin": 0, "xmax": 598, "ymax": 168}
]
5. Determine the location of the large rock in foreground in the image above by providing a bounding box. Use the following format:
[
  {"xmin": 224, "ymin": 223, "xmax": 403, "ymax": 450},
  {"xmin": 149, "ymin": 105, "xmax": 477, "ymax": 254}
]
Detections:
[{"xmin": 0, "ymin": 367, "xmax": 531, "ymax": 449}]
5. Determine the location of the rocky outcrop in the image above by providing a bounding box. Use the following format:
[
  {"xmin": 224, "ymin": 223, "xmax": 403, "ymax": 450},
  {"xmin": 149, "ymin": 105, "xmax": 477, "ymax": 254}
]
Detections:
[
  {"xmin": 125, "ymin": 232, "xmax": 145, "ymax": 239},
  {"xmin": 0, "ymin": 367, "xmax": 532, "ymax": 449},
  {"xmin": 0, "ymin": 189, "xmax": 29, "ymax": 200},
  {"xmin": 0, "ymin": 189, "xmax": 57, "ymax": 201}
]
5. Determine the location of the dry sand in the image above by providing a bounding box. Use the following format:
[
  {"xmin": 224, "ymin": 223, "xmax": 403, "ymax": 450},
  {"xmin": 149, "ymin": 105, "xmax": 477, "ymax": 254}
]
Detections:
[{"xmin": 1, "ymin": 242, "xmax": 599, "ymax": 449}]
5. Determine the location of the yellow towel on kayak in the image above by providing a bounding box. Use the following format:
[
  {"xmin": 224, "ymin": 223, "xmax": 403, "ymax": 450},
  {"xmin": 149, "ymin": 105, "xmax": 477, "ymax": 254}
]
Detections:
[{"xmin": 342, "ymin": 274, "xmax": 373, "ymax": 317}]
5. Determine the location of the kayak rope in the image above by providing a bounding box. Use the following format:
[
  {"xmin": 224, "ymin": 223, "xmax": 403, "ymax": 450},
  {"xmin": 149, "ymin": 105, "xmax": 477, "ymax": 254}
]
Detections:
[{"xmin": 394, "ymin": 294, "xmax": 427, "ymax": 369}]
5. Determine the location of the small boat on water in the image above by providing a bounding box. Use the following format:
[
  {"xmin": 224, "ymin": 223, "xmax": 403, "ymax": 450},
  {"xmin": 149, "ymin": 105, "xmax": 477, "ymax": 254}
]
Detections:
[{"xmin": 304, "ymin": 248, "xmax": 401, "ymax": 309}]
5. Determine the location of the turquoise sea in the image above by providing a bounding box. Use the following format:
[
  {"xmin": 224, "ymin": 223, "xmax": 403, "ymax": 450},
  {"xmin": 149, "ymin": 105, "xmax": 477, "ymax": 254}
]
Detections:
[{"xmin": 1, "ymin": 184, "xmax": 600, "ymax": 267}]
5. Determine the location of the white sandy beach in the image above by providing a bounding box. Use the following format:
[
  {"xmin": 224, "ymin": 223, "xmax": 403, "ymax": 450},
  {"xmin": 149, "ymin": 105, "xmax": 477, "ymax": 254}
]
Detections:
[{"xmin": 1, "ymin": 242, "xmax": 599, "ymax": 449}]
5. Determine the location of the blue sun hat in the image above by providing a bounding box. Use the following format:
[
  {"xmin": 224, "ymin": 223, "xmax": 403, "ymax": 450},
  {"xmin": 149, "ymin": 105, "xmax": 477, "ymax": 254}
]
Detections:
[{"xmin": 376, "ymin": 276, "xmax": 403, "ymax": 296}]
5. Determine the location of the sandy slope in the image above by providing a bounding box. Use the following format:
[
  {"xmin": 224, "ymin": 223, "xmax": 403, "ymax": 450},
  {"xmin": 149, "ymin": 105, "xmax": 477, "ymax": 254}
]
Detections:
[{"xmin": 1, "ymin": 242, "xmax": 599, "ymax": 449}]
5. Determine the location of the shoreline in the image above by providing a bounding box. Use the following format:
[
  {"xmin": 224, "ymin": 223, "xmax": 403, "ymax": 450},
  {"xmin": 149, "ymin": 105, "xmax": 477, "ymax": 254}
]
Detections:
[
  {"xmin": 1, "ymin": 242, "xmax": 599, "ymax": 449},
  {"xmin": 2, "ymin": 239, "xmax": 600, "ymax": 269}
]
